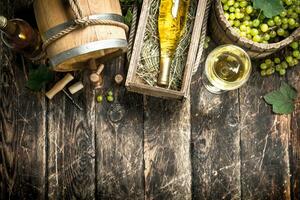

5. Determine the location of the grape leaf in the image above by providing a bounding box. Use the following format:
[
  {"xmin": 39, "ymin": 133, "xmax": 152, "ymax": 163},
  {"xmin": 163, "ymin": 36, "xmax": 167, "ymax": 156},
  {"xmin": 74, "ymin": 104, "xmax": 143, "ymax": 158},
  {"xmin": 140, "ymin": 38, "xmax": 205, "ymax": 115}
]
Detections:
[
  {"xmin": 252, "ymin": 0, "xmax": 284, "ymax": 18},
  {"xmin": 26, "ymin": 64, "xmax": 54, "ymax": 91},
  {"xmin": 264, "ymin": 82, "xmax": 298, "ymax": 114}
]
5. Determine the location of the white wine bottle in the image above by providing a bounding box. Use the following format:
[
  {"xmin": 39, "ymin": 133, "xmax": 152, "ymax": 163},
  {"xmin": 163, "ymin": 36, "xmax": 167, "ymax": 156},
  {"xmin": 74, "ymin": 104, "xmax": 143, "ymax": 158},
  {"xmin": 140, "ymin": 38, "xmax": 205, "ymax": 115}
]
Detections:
[{"xmin": 157, "ymin": 0, "xmax": 190, "ymax": 87}]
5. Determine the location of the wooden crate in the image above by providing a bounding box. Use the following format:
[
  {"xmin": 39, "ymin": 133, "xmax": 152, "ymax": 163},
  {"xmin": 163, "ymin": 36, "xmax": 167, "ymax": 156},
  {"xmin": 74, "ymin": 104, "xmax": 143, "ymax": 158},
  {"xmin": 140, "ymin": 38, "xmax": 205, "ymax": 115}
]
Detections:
[{"xmin": 125, "ymin": 0, "xmax": 208, "ymax": 99}]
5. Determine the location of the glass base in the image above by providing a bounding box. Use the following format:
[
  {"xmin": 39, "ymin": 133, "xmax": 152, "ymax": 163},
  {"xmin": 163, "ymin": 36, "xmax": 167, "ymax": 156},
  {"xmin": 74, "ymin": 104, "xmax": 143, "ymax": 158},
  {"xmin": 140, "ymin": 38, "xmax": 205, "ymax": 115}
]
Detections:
[{"xmin": 202, "ymin": 72, "xmax": 226, "ymax": 94}]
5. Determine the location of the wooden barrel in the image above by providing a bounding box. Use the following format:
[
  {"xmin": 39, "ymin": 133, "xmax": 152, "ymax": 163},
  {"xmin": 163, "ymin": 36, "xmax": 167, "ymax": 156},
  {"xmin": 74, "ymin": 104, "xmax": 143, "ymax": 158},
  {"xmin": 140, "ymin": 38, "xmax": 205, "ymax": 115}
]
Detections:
[
  {"xmin": 34, "ymin": 0, "xmax": 127, "ymax": 71},
  {"xmin": 210, "ymin": 0, "xmax": 300, "ymax": 59}
]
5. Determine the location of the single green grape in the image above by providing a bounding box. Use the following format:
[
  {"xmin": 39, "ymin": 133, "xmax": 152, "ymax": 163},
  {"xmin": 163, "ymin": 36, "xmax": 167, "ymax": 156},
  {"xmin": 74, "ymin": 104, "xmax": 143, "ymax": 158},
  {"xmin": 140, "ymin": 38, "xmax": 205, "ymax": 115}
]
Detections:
[
  {"xmin": 260, "ymin": 63, "xmax": 268, "ymax": 70},
  {"xmin": 282, "ymin": 17, "xmax": 288, "ymax": 24},
  {"xmin": 107, "ymin": 91, "xmax": 113, "ymax": 96},
  {"xmin": 293, "ymin": 50, "xmax": 300, "ymax": 58},
  {"xmin": 267, "ymin": 19, "xmax": 275, "ymax": 26},
  {"xmin": 221, "ymin": 0, "xmax": 228, "ymax": 3},
  {"xmin": 277, "ymin": 28, "xmax": 285, "ymax": 36},
  {"xmin": 96, "ymin": 95, "xmax": 103, "ymax": 103},
  {"xmin": 227, "ymin": 0, "xmax": 235, "ymax": 6},
  {"xmin": 239, "ymin": 1, "xmax": 248, "ymax": 7},
  {"xmin": 229, "ymin": 7, "xmax": 235, "ymax": 13},
  {"xmin": 274, "ymin": 57, "xmax": 281, "ymax": 64},
  {"xmin": 240, "ymin": 24, "xmax": 247, "ymax": 31},
  {"xmin": 234, "ymin": 2, "xmax": 239, "ymax": 8},
  {"xmin": 279, "ymin": 68, "xmax": 286, "ymax": 76},
  {"xmin": 281, "ymin": 61, "xmax": 288, "ymax": 69},
  {"xmin": 270, "ymin": 30, "xmax": 277, "ymax": 38},
  {"xmin": 106, "ymin": 95, "xmax": 114, "ymax": 102},
  {"xmin": 291, "ymin": 13, "xmax": 298, "ymax": 20},
  {"xmin": 266, "ymin": 68, "xmax": 275, "ymax": 75},
  {"xmin": 223, "ymin": 4, "xmax": 229, "ymax": 10},
  {"xmin": 288, "ymin": 18, "xmax": 296, "ymax": 26},
  {"xmin": 260, "ymin": 24, "xmax": 268, "ymax": 32},
  {"xmin": 246, "ymin": 26, "xmax": 251, "ymax": 34},
  {"xmin": 253, "ymin": 35, "xmax": 261, "ymax": 42},
  {"xmin": 252, "ymin": 19, "xmax": 260, "ymax": 27},
  {"xmin": 282, "ymin": 24, "xmax": 289, "ymax": 29},
  {"xmin": 234, "ymin": 20, "xmax": 241, "ymax": 27},
  {"xmin": 229, "ymin": 13, "xmax": 236, "ymax": 20},
  {"xmin": 285, "ymin": 0, "xmax": 293, "ymax": 6},
  {"xmin": 260, "ymin": 70, "xmax": 267, "ymax": 76},
  {"xmin": 286, "ymin": 56, "xmax": 293, "ymax": 63},
  {"xmin": 244, "ymin": 15, "xmax": 251, "ymax": 21},
  {"xmin": 245, "ymin": 5, "xmax": 253, "ymax": 14},
  {"xmin": 287, "ymin": 8, "xmax": 294, "ymax": 16},
  {"xmin": 275, "ymin": 64, "xmax": 282, "ymax": 71},
  {"xmin": 280, "ymin": 10, "xmax": 287, "ymax": 17},
  {"xmin": 265, "ymin": 59, "xmax": 272, "ymax": 66},
  {"xmin": 235, "ymin": 8, "xmax": 240, "ymax": 13},
  {"xmin": 204, "ymin": 42, "xmax": 209, "ymax": 49},
  {"xmin": 290, "ymin": 42, "xmax": 299, "ymax": 50},
  {"xmin": 263, "ymin": 33, "xmax": 270, "ymax": 41},
  {"xmin": 250, "ymin": 28, "xmax": 259, "ymax": 36}
]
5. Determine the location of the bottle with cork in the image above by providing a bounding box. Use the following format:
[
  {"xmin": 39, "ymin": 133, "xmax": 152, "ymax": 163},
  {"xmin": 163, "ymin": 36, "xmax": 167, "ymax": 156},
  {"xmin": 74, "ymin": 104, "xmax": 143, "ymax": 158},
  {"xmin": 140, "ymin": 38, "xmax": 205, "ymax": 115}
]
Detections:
[
  {"xmin": 157, "ymin": 0, "xmax": 190, "ymax": 87},
  {"xmin": 0, "ymin": 15, "xmax": 43, "ymax": 60}
]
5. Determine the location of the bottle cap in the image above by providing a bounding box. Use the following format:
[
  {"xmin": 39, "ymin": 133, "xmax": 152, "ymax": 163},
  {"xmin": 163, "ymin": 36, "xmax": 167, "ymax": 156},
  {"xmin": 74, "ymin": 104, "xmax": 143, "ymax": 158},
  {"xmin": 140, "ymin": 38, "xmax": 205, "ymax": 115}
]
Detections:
[{"xmin": 0, "ymin": 16, "xmax": 7, "ymax": 29}]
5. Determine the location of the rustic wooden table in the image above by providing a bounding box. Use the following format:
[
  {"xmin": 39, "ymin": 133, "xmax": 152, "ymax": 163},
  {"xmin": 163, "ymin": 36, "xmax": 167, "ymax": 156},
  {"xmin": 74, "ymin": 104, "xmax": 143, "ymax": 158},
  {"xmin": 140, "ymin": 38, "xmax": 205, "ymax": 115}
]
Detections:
[{"xmin": 1, "ymin": 1, "xmax": 299, "ymax": 200}]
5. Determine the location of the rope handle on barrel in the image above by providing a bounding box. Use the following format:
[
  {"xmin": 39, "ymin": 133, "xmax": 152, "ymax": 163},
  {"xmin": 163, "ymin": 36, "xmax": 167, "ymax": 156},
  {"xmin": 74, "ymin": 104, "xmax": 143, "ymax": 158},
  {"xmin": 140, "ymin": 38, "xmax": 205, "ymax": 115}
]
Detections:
[{"xmin": 33, "ymin": 0, "xmax": 129, "ymax": 61}]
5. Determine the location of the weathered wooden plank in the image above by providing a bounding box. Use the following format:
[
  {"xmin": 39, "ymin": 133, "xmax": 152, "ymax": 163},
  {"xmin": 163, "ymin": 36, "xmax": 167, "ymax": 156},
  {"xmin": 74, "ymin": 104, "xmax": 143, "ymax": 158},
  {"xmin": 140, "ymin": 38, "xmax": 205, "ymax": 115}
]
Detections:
[
  {"xmin": 143, "ymin": 97, "xmax": 191, "ymax": 200},
  {"xmin": 239, "ymin": 70, "xmax": 291, "ymax": 200},
  {"xmin": 95, "ymin": 56, "xmax": 144, "ymax": 199},
  {"xmin": 190, "ymin": 67, "xmax": 241, "ymax": 200},
  {"xmin": 47, "ymin": 73, "xmax": 96, "ymax": 199},
  {"xmin": 288, "ymin": 67, "xmax": 300, "ymax": 200},
  {"xmin": 0, "ymin": 2, "xmax": 46, "ymax": 199}
]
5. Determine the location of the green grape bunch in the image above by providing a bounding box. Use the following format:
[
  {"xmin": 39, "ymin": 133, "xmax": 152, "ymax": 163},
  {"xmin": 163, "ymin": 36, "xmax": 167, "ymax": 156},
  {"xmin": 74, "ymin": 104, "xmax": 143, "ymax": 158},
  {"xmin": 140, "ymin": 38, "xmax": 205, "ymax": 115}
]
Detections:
[
  {"xmin": 221, "ymin": 0, "xmax": 300, "ymax": 44},
  {"xmin": 259, "ymin": 41, "xmax": 300, "ymax": 76}
]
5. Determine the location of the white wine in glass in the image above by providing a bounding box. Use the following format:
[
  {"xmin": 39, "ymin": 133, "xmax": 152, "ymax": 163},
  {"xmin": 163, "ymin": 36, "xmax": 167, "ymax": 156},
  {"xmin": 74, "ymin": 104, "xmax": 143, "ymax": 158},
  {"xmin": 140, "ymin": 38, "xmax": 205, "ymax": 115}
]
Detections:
[{"xmin": 202, "ymin": 44, "xmax": 252, "ymax": 94}]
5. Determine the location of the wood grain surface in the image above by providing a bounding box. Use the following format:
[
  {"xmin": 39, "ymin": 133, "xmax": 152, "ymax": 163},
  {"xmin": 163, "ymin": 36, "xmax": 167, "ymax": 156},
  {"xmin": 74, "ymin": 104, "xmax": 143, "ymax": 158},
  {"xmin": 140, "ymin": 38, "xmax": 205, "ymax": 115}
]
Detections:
[
  {"xmin": 191, "ymin": 67, "xmax": 241, "ymax": 200},
  {"xmin": 0, "ymin": 2, "xmax": 46, "ymax": 200},
  {"xmin": 144, "ymin": 97, "xmax": 192, "ymax": 200},
  {"xmin": 240, "ymin": 71, "xmax": 291, "ymax": 200},
  {"xmin": 1, "ymin": 2, "xmax": 300, "ymax": 200},
  {"xmin": 47, "ymin": 72, "xmax": 96, "ymax": 200},
  {"xmin": 288, "ymin": 68, "xmax": 300, "ymax": 200},
  {"xmin": 95, "ymin": 57, "xmax": 144, "ymax": 199}
]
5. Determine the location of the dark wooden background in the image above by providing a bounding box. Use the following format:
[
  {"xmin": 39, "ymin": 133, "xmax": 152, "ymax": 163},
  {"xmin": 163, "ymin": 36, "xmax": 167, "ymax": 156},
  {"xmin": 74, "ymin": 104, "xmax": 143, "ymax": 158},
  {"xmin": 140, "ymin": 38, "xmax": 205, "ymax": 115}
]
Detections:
[{"xmin": 0, "ymin": 1, "xmax": 299, "ymax": 199}]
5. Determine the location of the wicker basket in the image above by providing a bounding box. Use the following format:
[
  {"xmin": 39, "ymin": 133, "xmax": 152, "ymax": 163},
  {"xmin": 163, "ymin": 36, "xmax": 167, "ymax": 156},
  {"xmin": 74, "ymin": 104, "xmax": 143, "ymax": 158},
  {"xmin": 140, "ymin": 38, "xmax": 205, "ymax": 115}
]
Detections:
[{"xmin": 210, "ymin": 0, "xmax": 300, "ymax": 59}]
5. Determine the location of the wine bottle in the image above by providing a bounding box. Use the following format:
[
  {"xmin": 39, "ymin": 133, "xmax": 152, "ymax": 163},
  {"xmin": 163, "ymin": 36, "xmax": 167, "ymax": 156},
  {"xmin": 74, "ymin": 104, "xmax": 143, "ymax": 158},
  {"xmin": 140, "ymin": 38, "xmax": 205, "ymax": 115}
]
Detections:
[
  {"xmin": 157, "ymin": 0, "xmax": 190, "ymax": 87},
  {"xmin": 0, "ymin": 16, "xmax": 43, "ymax": 59}
]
